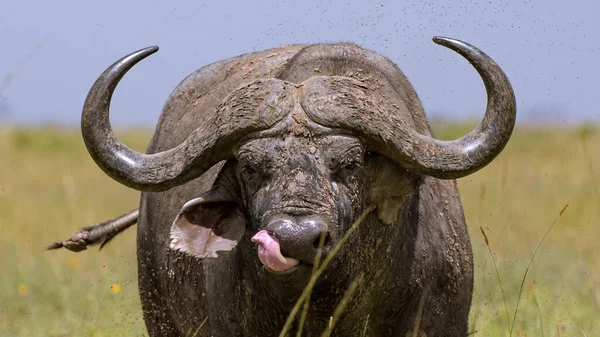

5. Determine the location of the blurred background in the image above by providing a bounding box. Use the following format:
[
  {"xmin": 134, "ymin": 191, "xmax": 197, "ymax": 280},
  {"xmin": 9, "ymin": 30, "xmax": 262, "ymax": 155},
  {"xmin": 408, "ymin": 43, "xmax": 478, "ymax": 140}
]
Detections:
[{"xmin": 1, "ymin": 0, "xmax": 598, "ymax": 336}]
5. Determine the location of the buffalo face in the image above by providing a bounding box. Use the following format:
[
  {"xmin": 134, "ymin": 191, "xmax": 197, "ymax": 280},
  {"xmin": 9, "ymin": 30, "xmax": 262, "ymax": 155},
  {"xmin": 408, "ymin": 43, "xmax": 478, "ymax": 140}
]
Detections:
[{"xmin": 239, "ymin": 134, "xmax": 364, "ymax": 273}]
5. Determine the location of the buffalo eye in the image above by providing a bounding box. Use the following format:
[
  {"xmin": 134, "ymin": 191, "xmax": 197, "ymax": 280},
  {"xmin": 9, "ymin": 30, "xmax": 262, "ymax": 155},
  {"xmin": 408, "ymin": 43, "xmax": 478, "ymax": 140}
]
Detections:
[
  {"xmin": 242, "ymin": 163, "xmax": 256, "ymax": 175},
  {"xmin": 344, "ymin": 162, "xmax": 357, "ymax": 172},
  {"xmin": 339, "ymin": 158, "xmax": 361, "ymax": 173},
  {"xmin": 331, "ymin": 158, "xmax": 362, "ymax": 185}
]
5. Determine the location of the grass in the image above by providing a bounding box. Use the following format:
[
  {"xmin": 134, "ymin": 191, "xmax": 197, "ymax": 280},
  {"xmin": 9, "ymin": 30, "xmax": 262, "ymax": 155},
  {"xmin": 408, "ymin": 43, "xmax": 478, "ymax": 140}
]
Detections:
[{"xmin": 0, "ymin": 123, "xmax": 598, "ymax": 336}]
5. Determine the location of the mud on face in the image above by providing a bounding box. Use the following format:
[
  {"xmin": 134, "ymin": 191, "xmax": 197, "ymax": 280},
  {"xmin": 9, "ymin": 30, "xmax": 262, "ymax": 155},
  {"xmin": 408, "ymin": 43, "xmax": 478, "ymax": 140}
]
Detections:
[{"xmin": 236, "ymin": 134, "xmax": 365, "ymax": 269}]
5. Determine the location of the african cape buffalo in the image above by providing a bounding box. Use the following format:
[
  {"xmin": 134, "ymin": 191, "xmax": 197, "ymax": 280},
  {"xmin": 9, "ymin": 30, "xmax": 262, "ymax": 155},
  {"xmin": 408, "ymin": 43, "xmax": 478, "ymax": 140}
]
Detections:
[{"xmin": 51, "ymin": 37, "xmax": 516, "ymax": 336}]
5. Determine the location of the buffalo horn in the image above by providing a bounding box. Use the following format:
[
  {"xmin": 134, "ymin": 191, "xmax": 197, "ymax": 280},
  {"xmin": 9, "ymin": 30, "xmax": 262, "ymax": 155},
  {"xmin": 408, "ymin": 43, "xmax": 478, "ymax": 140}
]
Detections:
[
  {"xmin": 300, "ymin": 37, "xmax": 516, "ymax": 179},
  {"xmin": 81, "ymin": 47, "xmax": 292, "ymax": 191}
]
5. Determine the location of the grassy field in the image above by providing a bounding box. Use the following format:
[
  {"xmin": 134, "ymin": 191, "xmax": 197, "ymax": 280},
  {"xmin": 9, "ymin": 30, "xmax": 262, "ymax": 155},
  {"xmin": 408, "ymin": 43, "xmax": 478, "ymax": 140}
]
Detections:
[{"xmin": 0, "ymin": 124, "xmax": 598, "ymax": 336}]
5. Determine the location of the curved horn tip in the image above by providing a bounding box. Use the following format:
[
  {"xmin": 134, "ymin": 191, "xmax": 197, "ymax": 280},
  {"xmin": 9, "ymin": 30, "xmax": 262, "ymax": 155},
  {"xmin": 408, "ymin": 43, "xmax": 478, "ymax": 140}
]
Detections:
[
  {"xmin": 432, "ymin": 36, "xmax": 451, "ymax": 44},
  {"xmin": 431, "ymin": 36, "xmax": 469, "ymax": 50},
  {"xmin": 133, "ymin": 46, "xmax": 160, "ymax": 57},
  {"xmin": 109, "ymin": 46, "xmax": 160, "ymax": 73},
  {"xmin": 119, "ymin": 46, "xmax": 160, "ymax": 65},
  {"xmin": 145, "ymin": 45, "xmax": 160, "ymax": 53}
]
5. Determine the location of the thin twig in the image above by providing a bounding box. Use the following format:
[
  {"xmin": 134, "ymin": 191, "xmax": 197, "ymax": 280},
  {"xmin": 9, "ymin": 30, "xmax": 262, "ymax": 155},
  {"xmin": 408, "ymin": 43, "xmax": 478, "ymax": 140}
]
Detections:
[
  {"xmin": 509, "ymin": 203, "xmax": 569, "ymax": 336},
  {"xmin": 320, "ymin": 274, "xmax": 363, "ymax": 337},
  {"xmin": 361, "ymin": 314, "xmax": 370, "ymax": 337},
  {"xmin": 190, "ymin": 316, "xmax": 208, "ymax": 337},
  {"xmin": 479, "ymin": 226, "xmax": 510, "ymax": 334},
  {"xmin": 296, "ymin": 231, "xmax": 327, "ymax": 337},
  {"xmin": 278, "ymin": 205, "xmax": 376, "ymax": 337},
  {"xmin": 411, "ymin": 284, "xmax": 428, "ymax": 337}
]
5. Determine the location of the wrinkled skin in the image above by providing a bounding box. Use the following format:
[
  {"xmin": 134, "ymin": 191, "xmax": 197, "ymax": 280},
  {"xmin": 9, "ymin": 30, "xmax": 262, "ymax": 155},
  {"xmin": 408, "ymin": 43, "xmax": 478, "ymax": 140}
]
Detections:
[
  {"xmin": 70, "ymin": 39, "xmax": 515, "ymax": 336},
  {"xmin": 140, "ymin": 99, "xmax": 473, "ymax": 337},
  {"xmin": 239, "ymin": 134, "xmax": 363, "ymax": 264},
  {"xmin": 142, "ymin": 152, "xmax": 472, "ymax": 337}
]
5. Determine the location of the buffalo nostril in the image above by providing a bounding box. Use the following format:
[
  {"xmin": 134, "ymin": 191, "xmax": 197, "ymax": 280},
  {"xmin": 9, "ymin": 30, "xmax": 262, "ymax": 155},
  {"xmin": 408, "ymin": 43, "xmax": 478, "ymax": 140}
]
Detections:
[
  {"xmin": 265, "ymin": 218, "xmax": 330, "ymax": 264},
  {"xmin": 312, "ymin": 231, "xmax": 330, "ymax": 250}
]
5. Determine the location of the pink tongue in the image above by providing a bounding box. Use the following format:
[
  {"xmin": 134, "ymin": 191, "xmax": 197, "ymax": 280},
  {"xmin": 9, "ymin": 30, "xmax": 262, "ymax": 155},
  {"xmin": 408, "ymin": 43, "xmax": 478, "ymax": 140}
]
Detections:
[{"xmin": 251, "ymin": 230, "xmax": 300, "ymax": 271}]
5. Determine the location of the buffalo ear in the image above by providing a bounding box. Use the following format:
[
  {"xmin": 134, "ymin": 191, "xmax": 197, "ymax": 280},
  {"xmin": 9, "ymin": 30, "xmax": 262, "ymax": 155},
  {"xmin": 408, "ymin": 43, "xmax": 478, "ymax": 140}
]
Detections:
[
  {"xmin": 169, "ymin": 191, "xmax": 246, "ymax": 259},
  {"xmin": 366, "ymin": 154, "xmax": 420, "ymax": 225}
]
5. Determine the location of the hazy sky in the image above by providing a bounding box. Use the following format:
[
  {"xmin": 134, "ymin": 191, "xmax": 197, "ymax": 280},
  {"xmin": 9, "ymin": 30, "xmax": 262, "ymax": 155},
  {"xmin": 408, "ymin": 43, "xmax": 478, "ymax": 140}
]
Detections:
[{"xmin": 1, "ymin": 0, "xmax": 598, "ymax": 126}]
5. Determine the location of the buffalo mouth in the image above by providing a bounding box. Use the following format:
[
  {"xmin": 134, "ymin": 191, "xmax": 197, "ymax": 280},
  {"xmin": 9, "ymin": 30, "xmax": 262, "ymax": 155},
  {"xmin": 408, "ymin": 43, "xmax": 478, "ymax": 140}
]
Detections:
[{"xmin": 251, "ymin": 230, "xmax": 303, "ymax": 273}]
